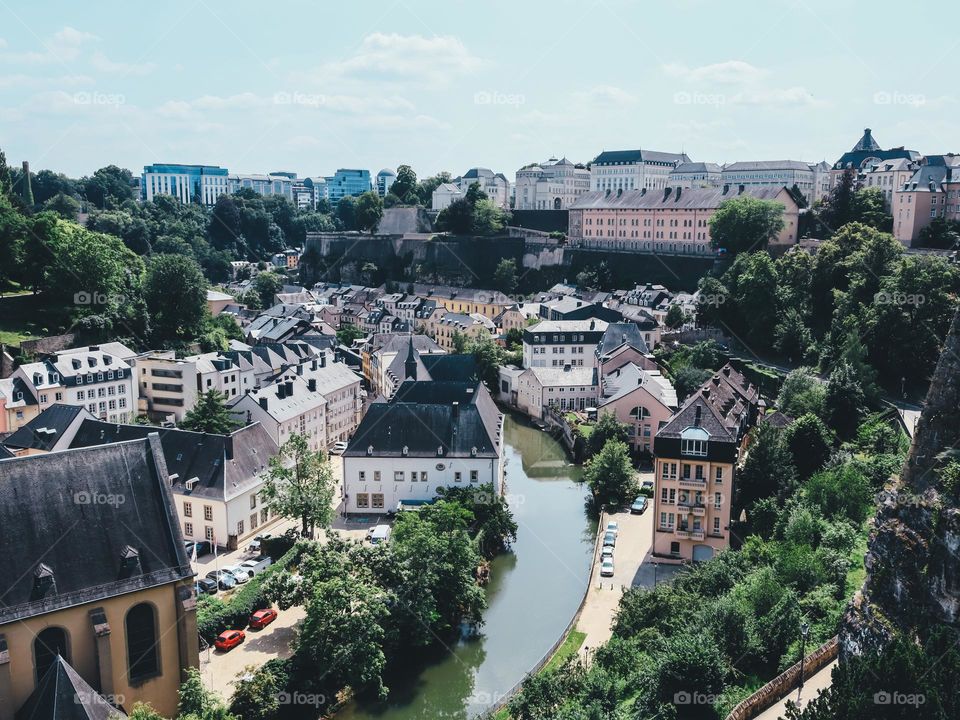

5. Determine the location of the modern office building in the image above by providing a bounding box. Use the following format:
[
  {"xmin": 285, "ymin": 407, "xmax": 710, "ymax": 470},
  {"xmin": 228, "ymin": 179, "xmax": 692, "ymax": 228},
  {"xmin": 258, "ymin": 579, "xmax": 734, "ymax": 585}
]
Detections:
[
  {"xmin": 228, "ymin": 173, "xmax": 294, "ymax": 200},
  {"xmin": 325, "ymin": 169, "xmax": 373, "ymax": 204},
  {"xmin": 141, "ymin": 163, "xmax": 230, "ymax": 205},
  {"xmin": 376, "ymin": 168, "xmax": 397, "ymax": 197}
]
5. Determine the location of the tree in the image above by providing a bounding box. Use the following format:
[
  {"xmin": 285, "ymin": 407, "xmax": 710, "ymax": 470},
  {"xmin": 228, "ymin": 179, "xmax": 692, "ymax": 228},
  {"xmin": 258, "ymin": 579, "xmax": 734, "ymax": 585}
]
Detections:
[
  {"xmin": 784, "ymin": 413, "xmax": 833, "ymax": 480},
  {"xmin": 415, "ymin": 171, "xmax": 452, "ymax": 207},
  {"xmin": 916, "ymin": 217, "xmax": 960, "ymax": 250},
  {"xmin": 824, "ymin": 361, "xmax": 865, "ymax": 441},
  {"xmin": 472, "ymin": 198, "xmax": 507, "ymax": 235},
  {"xmin": 776, "ymin": 368, "xmax": 826, "ymax": 419},
  {"xmin": 665, "ymin": 303, "xmax": 687, "ymax": 330},
  {"xmin": 465, "ymin": 332, "xmax": 501, "ymax": 389},
  {"xmin": 436, "ymin": 198, "xmax": 474, "ymax": 234},
  {"xmin": 230, "ymin": 663, "xmax": 284, "ymax": 720},
  {"xmin": 819, "ymin": 167, "xmax": 855, "ymax": 230},
  {"xmin": 722, "ymin": 251, "xmax": 780, "ymax": 348},
  {"xmin": 709, "ymin": 196, "xmax": 786, "ymax": 254},
  {"xmin": 180, "ymin": 390, "xmax": 238, "ymax": 434},
  {"xmin": 493, "ymin": 258, "xmax": 518, "ymax": 294},
  {"xmin": 673, "ymin": 365, "xmax": 712, "ymax": 401},
  {"xmin": 209, "ymin": 195, "xmax": 242, "ymax": 252},
  {"xmin": 850, "ymin": 186, "xmax": 892, "ymax": 230},
  {"xmin": 42, "ymin": 191, "xmax": 81, "ymax": 219},
  {"xmin": 583, "ymin": 439, "xmax": 637, "ymax": 506},
  {"xmin": 252, "ymin": 271, "xmax": 283, "ymax": 309},
  {"xmin": 81, "ymin": 165, "xmax": 134, "ymax": 208},
  {"xmin": 354, "ymin": 191, "xmax": 384, "ymax": 232},
  {"xmin": 737, "ymin": 421, "xmax": 797, "ymax": 510},
  {"xmin": 336, "ymin": 196, "xmax": 357, "ymax": 230},
  {"xmin": 803, "ymin": 462, "xmax": 872, "ymax": 524},
  {"xmin": 260, "ymin": 434, "xmax": 336, "ymax": 537},
  {"xmin": 773, "ymin": 308, "xmax": 813, "ymax": 362},
  {"xmin": 178, "ymin": 667, "xmax": 237, "ymax": 720},
  {"xmin": 144, "ymin": 254, "xmax": 207, "ymax": 344},
  {"xmin": 586, "ymin": 412, "xmax": 630, "ymax": 458},
  {"xmin": 390, "ymin": 164, "xmax": 417, "ymax": 203}
]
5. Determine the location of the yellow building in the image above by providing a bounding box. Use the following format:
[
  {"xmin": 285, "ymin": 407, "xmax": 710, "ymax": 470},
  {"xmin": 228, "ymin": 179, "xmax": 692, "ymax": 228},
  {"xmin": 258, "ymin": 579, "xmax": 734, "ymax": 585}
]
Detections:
[{"xmin": 0, "ymin": 435, "xmax": 198, "ymax": 720}]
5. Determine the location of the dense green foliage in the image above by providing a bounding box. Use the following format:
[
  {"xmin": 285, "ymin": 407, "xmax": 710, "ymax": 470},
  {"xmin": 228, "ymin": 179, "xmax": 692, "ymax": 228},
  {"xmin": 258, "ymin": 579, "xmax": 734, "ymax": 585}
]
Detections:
[
  {"xmin": 709, "ymin": 196, "xmax": 786, "ymax": 254},
  {"xmin": 259, "ymin": 434, "xmax": 337, "ymax": 537},
  {"xmin": 179, "ymin": 390, "xmax": 239, "ymax": 435},
  {"xmin": 584, "ymin": 439, "xmax": 638, "ymax": 507}
]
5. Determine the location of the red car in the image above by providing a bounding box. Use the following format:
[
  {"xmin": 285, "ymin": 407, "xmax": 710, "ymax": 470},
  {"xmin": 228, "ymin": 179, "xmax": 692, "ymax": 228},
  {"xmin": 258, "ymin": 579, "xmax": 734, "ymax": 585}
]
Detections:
[
  {"xmin": 214, "ymin": 629, "xmax": 245, "ymax": 651},
  {"xmin": 249, "ymin": 608, "xmax": 278, "ymax": 630}
]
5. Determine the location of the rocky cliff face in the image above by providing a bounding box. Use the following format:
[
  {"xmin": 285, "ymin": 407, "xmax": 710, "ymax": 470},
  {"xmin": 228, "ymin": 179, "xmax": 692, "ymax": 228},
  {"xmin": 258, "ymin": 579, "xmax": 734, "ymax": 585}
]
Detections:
[{"xmin": 841, "ymin": 308, "xmax": 960, "ymax": 658}]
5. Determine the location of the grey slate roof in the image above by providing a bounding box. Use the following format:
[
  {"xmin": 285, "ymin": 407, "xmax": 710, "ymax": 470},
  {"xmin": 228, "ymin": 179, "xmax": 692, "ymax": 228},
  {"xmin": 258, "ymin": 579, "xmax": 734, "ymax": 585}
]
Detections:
[
  {"xmin": 597, "ymin": 322, "xmax": 651, "ymax": 358},
  {"xmin": 569, "ymin": 184, "xmax": 789, "ymax": 210},
  {"xmin": 69, "ymin": 420, "xmax": 278, "ymax": 501},
  {"xmin": 0, "ymin": 437, "xmax": 191, "ymax": 624},
  {"xmin": 722, "ymin": 160, "xmax": 813, "ymax": 172},
  {"xmin": 344, "ymin": 381, "xmax": 501, "ymax": 459},
  {"xmin": 4, "ymin": 404, "xmax": 87, "ymax": 452},
  {"xmin": 16, "ymin": 655, "xmax": 127, "ymax": 720},
  {"xmin": 592, "ymin": 150, "xmax": 690, "ymax": 165}
]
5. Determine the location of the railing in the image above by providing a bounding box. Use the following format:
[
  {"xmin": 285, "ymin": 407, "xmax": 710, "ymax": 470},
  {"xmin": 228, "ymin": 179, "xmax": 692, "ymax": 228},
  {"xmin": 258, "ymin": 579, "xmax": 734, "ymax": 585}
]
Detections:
[{"xmin": 679, "ymin": 478, "xmax": 707, "ymax": 488}]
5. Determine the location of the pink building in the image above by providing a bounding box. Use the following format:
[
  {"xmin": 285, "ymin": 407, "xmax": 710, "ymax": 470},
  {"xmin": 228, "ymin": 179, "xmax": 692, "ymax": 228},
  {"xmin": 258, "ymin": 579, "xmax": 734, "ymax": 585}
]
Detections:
[
  {"xmin": 598, "ymin": 363, "xmax": 677, "ymax": 455},
  {"xmin": 893, "ymin": 161, "xmax": 960, "ymax": 247},
  {"xmin": 568, "ymin": 185, "xmax": 799, "ymax": 255}
]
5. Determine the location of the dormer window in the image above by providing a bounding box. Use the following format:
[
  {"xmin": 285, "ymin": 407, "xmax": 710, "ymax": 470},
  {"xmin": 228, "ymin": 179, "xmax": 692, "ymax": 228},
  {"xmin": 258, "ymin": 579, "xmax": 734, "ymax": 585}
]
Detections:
[{"xmin": 680, "ymin": 427, "xmax": 709, "ymax": 457}]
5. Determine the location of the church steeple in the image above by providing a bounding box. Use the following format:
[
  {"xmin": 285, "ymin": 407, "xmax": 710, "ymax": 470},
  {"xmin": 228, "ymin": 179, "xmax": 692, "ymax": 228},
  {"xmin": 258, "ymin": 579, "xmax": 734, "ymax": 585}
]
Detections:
[
  {"xmin": 404, "ymin": 334, "xmax": 418, "ymax": 381},
  {"xmin": 851, "ymin": 127, "xmax": 881, "ymax": 152}
]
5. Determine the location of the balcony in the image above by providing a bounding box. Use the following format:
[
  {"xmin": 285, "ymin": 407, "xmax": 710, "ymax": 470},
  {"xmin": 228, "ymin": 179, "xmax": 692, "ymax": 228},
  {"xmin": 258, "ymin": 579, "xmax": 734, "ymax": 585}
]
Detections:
[
  {"xmin": 677, "ymin": 503, "xmax": 706, "ymax": 517},
  {"xmin": 676, "ymin": 528, "xmax": 705, "ymax": 541},
  {"xmin": 678, "ymin": 477, "xmax": 707, "ymax": 488}
]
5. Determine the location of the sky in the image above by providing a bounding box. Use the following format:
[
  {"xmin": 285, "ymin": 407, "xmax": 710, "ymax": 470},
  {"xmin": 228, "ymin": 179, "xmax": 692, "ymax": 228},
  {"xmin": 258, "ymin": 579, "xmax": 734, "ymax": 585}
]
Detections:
[{"xmin": 1, "ymin": 0, "xmax": 958, "ymax": 181}]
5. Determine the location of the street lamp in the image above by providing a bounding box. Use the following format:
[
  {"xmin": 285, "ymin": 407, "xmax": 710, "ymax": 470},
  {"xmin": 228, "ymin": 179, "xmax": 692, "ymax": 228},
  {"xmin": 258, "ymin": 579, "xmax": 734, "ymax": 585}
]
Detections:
[{"xmin": 798, "ymin": 622, "xmax": 810, "ymax": 699}]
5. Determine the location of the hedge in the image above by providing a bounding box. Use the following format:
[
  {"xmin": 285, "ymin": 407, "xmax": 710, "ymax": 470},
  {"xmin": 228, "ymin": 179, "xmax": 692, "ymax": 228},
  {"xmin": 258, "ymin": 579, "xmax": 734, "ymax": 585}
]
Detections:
[{"xmin": 197, "ymin": 544, "xmax": 299, "ymax": 642}]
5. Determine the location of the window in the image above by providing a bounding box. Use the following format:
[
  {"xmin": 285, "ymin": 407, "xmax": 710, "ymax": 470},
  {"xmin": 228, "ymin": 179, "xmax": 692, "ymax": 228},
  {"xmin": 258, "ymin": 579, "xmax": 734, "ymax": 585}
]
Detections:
[
  {"xmin": 184, "ymin": 522, "xmax": 193, "ymax": 536},
  {"xmin": 454, "ymin": 471, "xmax": 462, "ymax": 482},
  {"xmin": 356, "ymin": 493, "xmax": 370, "ymax": 508},
  {"xmin": 374, "ymin": 471, "xmax": 381, "ymax": 482},
  {"xmin": 682, "ymin": 464, "xmax": 691, "ymax": 479},
  {"xmin": 34, "ymin": 627, "xmax": 69, "ymax": 682},
  {"xmin": 670, "ymin": 541, "xmax": 681, "ymax": 556},
  {"xmin": 55, "ymin": 392, "xmax": 63, "ymax": 401},
  {"xmin": 359, "ymin": 471, "xmax": 366, "ymax": 481},
  {"xmin": 394, "ymin": 471, "xmax": 404, "ymax": 482},
  {"xmin": 421, "ymin": 470, "xmax": 428, "ymax": 483},
  {"xmin": 126, "ymin": 603, "xmax": 159, "ymax": 681},
  {"xmin": 183, "ymin": 502, "xmax": 192, "ymax": 518},
  {"xmin": 205, "ymin": 526, "xmax": 214, "ymax": 541},
  {"xmin": 250, "ymin": 494, "xmax": 257, "ymax": 509},
  {"xmin": 714, "ymin": 492, "xmax": 722, "ymax": 509},
  {"xmin": 237, "ymin": 520, "xmax": 244, "ymax": 535},
  {"xmin": 470, "ymin": 470, "xmax": 479, "ymax": 482},
  {"xmin": 39, "ymin": 394, "xmax": 47, "ymax": 404},
  {"xmin": 713, "ymin": 517, "xmax": 721, "ymax": 533},
  {"xmin": 251, "ymin": 513, "xmax": 258, "ymax": 530},
  {"xmin": 261, "ymin": 508, "xmax": 268, "ymax": 523},
  {"xmin": 203, "ymin": 505, "xmax": 213, "ymax": 521},
  {"xmin": 680, "ymin": 427, "xmax": 709, "ymax": 456},
  {"xmin": 372, "ymin": 493, "xmax": 384, "ymax": 509},
  {"xmin": 715, "ymin": 467, "xmax": 723, "ymax": 483}
]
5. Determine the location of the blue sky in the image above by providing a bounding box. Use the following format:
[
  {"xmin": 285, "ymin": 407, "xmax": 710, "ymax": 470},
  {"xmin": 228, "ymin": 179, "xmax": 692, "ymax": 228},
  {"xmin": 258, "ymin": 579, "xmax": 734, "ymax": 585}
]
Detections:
[{"xmin": 1, "ymin": 0, "xmax": 956, "ymax": 180}]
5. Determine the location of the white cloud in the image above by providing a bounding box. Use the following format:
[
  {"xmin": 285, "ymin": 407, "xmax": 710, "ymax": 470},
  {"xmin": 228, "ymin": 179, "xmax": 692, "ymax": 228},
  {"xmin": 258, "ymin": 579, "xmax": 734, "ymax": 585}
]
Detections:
[
  {"xmin": 663, "ymin": 60, "xmax": 769, "ymax": 85},
  {"xmin": 0, "ymin": 73, "xmax": 93, "ymax": 89},
  {"xmin": 574, "ymin": 85, "xmax": 638, "ymax": 106},
  {"xmin": 731, "ymin": 86, "xmax": 826, "ymax": 107},
  {"xmin": 2, "ymin": 26, "xmax": 98, "ymax": 64},
  {"xmin": 318, "ymin": 32, "xmax": 482, "ymax": 85},
  {"xmin": 0, "ymin": 38, "xmax": 7, "ymax": 49},
  {"xmin": 90, "ymin": 51, "xmax": 156, "ymax": 75}
]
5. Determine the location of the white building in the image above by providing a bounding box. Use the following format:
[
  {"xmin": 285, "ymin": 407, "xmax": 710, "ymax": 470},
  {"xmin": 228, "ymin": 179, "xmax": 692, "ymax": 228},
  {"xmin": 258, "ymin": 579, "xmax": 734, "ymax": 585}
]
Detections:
[
  {"xmin": 452, "ymin": 168, "xmax": 511, "ymax": 209},
  {"xmin": 342, "ymin": 381, "xmax": 503, "ymax": 514},
  {"xmin": 432, "ymin": 182, "xmax": 465, "ymax": 210},
  {"xmin": 141, "ymin": 164, "xmax": 230, "ymax": 206},
  {"xmin": 228, "ymin": 173, "xmax": 294, "ymax": 200},
  {"xmin": 668, "ymin": 162, "xmax": 723, "ymax": 188},
  {"xmin": 721, "ymin": 160, "xmax": 827, "ymax": 204},
  {"xmin": 522, "ymin": 319, "xmax": 609, "ymax": 369},
  {"xmin": 514, "ymin": 157, "xmax": 591, "ymax": 210},
  {"xmin": 516, "ymin": 365, "xmax": 599, "ymax": 418},
  {"xmin": 13, "ymin": 343, "xmax": 138, "ymax": 425},
  {"xmin": 590, "ymin": 149, "xmax": 691, "ymax": 193}
]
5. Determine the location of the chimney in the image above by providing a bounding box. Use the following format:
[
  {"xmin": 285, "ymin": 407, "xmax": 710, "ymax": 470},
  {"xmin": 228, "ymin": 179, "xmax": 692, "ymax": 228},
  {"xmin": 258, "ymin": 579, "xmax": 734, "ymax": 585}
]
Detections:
[
  {"xmin": 694, "ymin": 405, "xmax": 702, "ymax": 426},
  {"xmin": 296, "ymin": 364, "xmax": 303, "ymax": 376},
  {"xmin": 663, "ymin": 187, "xmax": 672, "ymax": 201},
  {"xmin": 723, "ymin": 184, "xmax": 730, "ymax": 194},
  {"xmin": 311, "ymin": 358, "xmax": 318, "ymax": 371},
  {"xmin": 674, "ymin": 187, "xmax": 681, "ymax": 201},
  {"xmin": 452, "ymin": 401, "xmax": 459, "ymax": 419},
  {"xmin": 120, "ymin": 545, "xmax": 141, "ymax": 572},
  {"xmin": 738, "ymin": 184, "xmax": 745, "ymax": 194},
  {"xmin": 320, "ymin": 354, "xmax": 326, "ymax": 368},
  {"xmin": 285, "ymin": 380, "xmax": 294, "ymax": 396},
  {"xmin": 589, "ymin": 319, "xmax": 595, "ymax": 330},
  {"xmin": 308, "ymin": 378, "xmax": 317, "ymax": 392},
  {"xmin": 259, "ymin": 396, "xmax": 268, "ymax": 411},
  {"xmin": 32, "ymin": 563, "xmax": 56, "ymax": 598}
]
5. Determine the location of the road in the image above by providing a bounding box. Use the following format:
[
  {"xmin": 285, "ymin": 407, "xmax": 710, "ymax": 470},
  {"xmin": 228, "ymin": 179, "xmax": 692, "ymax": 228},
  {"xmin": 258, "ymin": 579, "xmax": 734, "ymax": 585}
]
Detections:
[
  {"xmin": 576, "ymin": 471, "xmax": 655, "ymax": 654},
  {"xmin": 754, "ymin": 660, "xmax": 837, "ymax": 720}
]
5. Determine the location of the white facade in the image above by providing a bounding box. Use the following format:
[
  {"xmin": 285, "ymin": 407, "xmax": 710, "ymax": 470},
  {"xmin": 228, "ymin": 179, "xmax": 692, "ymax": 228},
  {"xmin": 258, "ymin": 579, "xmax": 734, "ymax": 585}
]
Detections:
[
  {"xmin": 590, "ymin": 150, "xmax": 690, "ymax": 193},
  {"xmin": 177, "ymin": 485, "xmax": 279, "ymax": 549},
  {"xmin": 141, "ymin": 165, "xmax": 229, "ymax": 206},
  {"xmin": 343, "ymin": 455, "xmax": 500, "ymax": 513},
  {"xmin": 522, "ymin": 319, "xmax": 608, "ymax": 368},
  {"xmin": 432, "ymin": 182, "xmax": 464, "ymax": 210},
  {"xmin": 514, "ymin": 158, "xmax": 591, "ymax": 210},
  {"xmin": 453, "ymin": 168, "xmax": 511, "ymax": 209},
  {"xmin": 516, "ymin": 366, "xmax": 599, "ymax": 418},
  {"xmin": 228, "ymin": 173, "xmax": 294, "ymax": 200},
  {"xmin": 14, "ymin": 343, "xmax": 138, "ymax": 424}
]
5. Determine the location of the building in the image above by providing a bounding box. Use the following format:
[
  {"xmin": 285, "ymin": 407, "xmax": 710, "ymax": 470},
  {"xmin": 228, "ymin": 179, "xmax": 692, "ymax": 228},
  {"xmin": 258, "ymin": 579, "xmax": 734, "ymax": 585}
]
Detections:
[
  {"xmin": 893, "ymin": 160, "xmax": 960, "ymax": 246},
  {"xmin": 376, "ymin": 168, "xmax": 397, "ymax": 197},
  {"xmin": 325, "ymin": 169, "xmax": 372, "ymax": 204},
  {"xmin": 598, "ymin": 363, "xmax": 677, "ymax": 454},
  {"xmin": 595, "ymin": 322, "xmax": 657, "ymax": 373},
  {"xmin": 141, "ymin": 163, "xmax": 229, "ymax": 206},
  {"xmin": 590, "ymin": 149, "xmax": 691, "ymax": 193},
  {"xmin": 409, "ymin": 284, "xmax": 514, "ymax": 321},
  {"xmin": 514, "ymin": 157, "xmax": 591, "ymax": 210},
  {"xmin": 0, "ymin": 376, "xmax": 39, "ymax": 431},
  {"xmin": 652, "ymin": 364, "xmax": 760, "ymax": 562},
  {"xmin": 206, "ymin": 289, "xmax": 235, "ymax": 316},
  {"xmin": 431, "ymin": 182, "xmax": 464, "ymax": 210},
  {"xmin": 516, "ymin": 365, "xmax": 599, "ymax": 418},
  {"xmin": 228, "ymin": 173, "xmax": 293, "ymax": 200},
  {"xmin": 668, "ymin": 162, "xmax": 723, "ymax": 189},
  {"xmin": 230, "ymin": 352, "xmax": 361, "ymax": 450},
  {"xmin": 292, "ymin": 177, "xmax": 327, "ymax": 209},
  {"xmin": 831, "ymin": 128, "xmax": 920, "ymax": 187},
  {"xmin": 12, "ymin": 343, "xmax": 138, "ymax": 427},
  {"xmin": 860, "ymin": 157, "xmax": 920, "ymax": 209},
  {"xmin": 134, "ymin": 350, "xmax": 257, "ymax": 423},
  {"xmin": 568, "ymin": 184, "xmax": 800, "ymax": 254},
  {"xmin": 452, "ymin": 168, "xmax": 510, "ymax": 209},
  {"xmin": 342, "ymin": 380, "xmax": 503, "ymax": 514},
  {"xmin": 523, "ymin": 319, "xmax": 609, "ymax": 368},
  {"xmin": 0, "ymin": 437, "xmax": 198, "ymax": 720},
  {"xmin": 363, "ymin": 333, "xmax": 445, "ymax": 397},
  {"xmin": 720, "ymin": 160, "xmax": 824, "ymax": 203},
  {"xmin": 429, "ymin": 312, "xmax": 496, "ymax": 352}
]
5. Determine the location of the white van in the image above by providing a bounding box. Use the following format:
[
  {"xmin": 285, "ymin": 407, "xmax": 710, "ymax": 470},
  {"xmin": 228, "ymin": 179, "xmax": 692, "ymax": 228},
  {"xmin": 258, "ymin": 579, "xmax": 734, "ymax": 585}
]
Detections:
[{"xmin": 367, "ymin": 524, "xmax": 392, "ymax": 545}]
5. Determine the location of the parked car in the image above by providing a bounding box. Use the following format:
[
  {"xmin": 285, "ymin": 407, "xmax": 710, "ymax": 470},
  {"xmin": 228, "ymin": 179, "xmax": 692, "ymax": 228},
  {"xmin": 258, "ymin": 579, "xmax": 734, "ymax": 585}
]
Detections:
[
  {"xmin": 600, "ymin": 558, "xmax": 615, "ymax": 577},
  {"xmin": 191, "ymin": 540, "xmax": 213, "ymax": 557},
  {"xmin": 238, "ymin": 556, "xmax": 273, "ymax": 578},
  {"xmin": 222, "ymin": 565, "xmax": 249, "ymax": 584},
  {"xmin": 249, "ymin": 608, "xmax": 278, "ymax": 630},
  {"xmin": 330, "ymin": 441, "xmax": 349, "ymax": 455},
  {"xmin": 630, "ymin": 496, "xmax": 649, "ymax": 515},
  {"xmin": 247, "ymin": 534, "xmax": 272, "ymax": 553},
  {"xmin": 605, "ymin": 520, "xmax": 619, "ymax": 535},
  {"xmin": 205, "ymin": 570, "xmax": 237, "ymax": 591},
  {"xmin": 195, "ymin": 577, "xmax": 218, "ymax": 595},
  {"xmin": 601, "ymin": 545, "xmax": 614, "ymax": 560},
  {"xmin": 640, "ymin": 479, "xmax": 654, "ymax": 492},
  {"xmin": 367, "ymin": 524, "xmax": 392, "ymax": 545},
  {"xmin": 214, "ymin": 630, "xmax": 245, "ymax": 651},
  {"xmin": 602, "ymin": 531, "xmax": 617, "ymax": 548}
]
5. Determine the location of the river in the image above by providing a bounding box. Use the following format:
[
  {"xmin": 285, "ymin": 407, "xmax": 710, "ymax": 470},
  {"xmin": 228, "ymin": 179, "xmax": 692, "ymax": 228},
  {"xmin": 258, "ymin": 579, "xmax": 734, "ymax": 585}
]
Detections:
[{"xmin": 337, "ymin": 414, "xmax": 595, "ymax": 720}]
